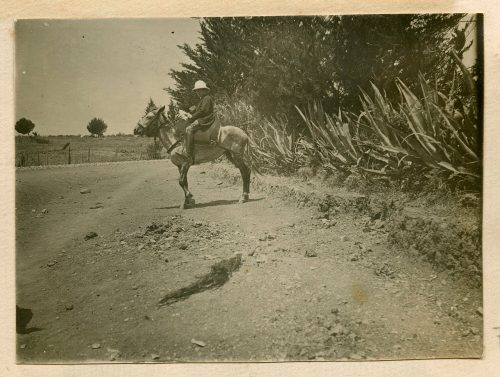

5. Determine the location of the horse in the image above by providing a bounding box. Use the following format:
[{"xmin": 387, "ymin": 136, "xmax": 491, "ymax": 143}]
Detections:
[{"xmin": 134, "ymin": 106, "xmax": 251, "ymax": 209}]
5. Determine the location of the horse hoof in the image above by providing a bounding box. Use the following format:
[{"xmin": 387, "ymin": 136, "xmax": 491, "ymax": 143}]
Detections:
[
  {"xmin": 188, "ymin": 198, "xmax": 196, "ymax": 206},
  {"xmin": 239, "ymin": 194, "xmax": 249, "ymax": 204}
]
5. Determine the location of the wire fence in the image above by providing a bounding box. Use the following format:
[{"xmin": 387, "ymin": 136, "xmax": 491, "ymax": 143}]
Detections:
[{"xmin": 15, "ymin": 146, "xmax": 166, "ymax": 167}]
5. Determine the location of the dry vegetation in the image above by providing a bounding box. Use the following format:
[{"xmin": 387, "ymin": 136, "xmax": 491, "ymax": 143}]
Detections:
[{"xmin": 15, "ymin": 135, "xmax": 165, "ymax": 167}]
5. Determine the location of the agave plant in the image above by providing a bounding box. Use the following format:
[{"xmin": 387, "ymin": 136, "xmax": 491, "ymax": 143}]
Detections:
[
  {"xmin": 296, "ymin": 102, "xmax": 362, "ymax": 174},
  {"xmin": 358, "ymin": 75, "xmax": 479, "ymax": 182},
  {"xmin": 216, "ymin": 101, "xmax": 305, "ymax": 174}
]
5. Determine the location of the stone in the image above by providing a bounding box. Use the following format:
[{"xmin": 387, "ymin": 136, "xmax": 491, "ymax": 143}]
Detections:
[
  {"xmin": 107, "ymin": 348, "xmax": 121, "ymax": 361},
  {"xmin": 178, "ymin": 243, "xmax": 188, "ymax": 250},
  {"xmin": 151, "ymin": 353, "xmax": 160, "ymax": 360},
  {"xmin": 91, "ymin": 343, "xmax": 101, "ymax": 349},
  {"xmin": 80, "ymin": 188, "xmax": 91, "ymax": 194},
  {"xmin": 85, "ymin": 232, "xmax": 98, "ymax": 240},
  {"xmin": 47, "ymin": 261, "xmax": 57, "ymax": 267},
  {"xmin": 476, "ymin": 307, "xmax": 483, "ymax": 316},
  {"xmin": 349, "ymin": 353, "xmax": 363, "ymax": 360},
  {"xmin": 305, "ymin": 250, "xmax": 317, "ymax": 258},
  {"xmin": 340, "ymin": 235, "xmax": 350, "ymax": 242},
  {"xmin": 65, "ymin": 304, "xmax": 74, "ymax": 311},
  {"xmin": 331, "ymin": 324, "xmax": 344, "ymax": 336},
  {"xmin": 20, "ymin": 344, "xmax": 26, "ymax": 349},
  {"xmin": 191, "ymin": 339, "xmax": 206, "ymax": 347},
  {"xmin": 41, "ymin": 208, "xmax": 48, "ymax": 214}
]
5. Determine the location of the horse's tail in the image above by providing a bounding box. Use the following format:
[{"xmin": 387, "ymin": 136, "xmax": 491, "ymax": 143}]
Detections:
[{"xmin": 245, "ymin": 135, "xmax": 263, "ymax": 177}]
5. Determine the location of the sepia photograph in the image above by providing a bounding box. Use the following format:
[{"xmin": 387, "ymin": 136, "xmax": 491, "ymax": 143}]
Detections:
[{"xmin": 15, "ymin": 15, "xmax": 483, "ymax": 363}]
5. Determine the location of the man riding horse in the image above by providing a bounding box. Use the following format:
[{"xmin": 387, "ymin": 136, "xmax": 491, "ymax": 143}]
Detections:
[
  {"xmin": 186, "ymin": 80, "xmax": 215, "ymax": 165},
  {"xmin": 134, "ymin": 80, "xmax": 253, "ymax": 209}
]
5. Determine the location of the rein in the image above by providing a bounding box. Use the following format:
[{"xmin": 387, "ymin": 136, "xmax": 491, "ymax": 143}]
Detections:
[{"xmin": 154, "ymin": 117, "xmax": 181, "ymax": 154}]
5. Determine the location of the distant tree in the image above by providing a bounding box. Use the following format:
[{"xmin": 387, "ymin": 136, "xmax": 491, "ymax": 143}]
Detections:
[
  {"xmin": 144, "ymin": 98, "xmax": 158, "ymax": 115},
  {"xmin": 15, "ymin": 118, "xmax": 35, "ymax": 135},
  {"xmin": 86, "ymin": 117, "xmax": 107, "ymax": 137},
  {"xmin": 166, "ymin": 101, "xmax": 180, "ymax": 123}
]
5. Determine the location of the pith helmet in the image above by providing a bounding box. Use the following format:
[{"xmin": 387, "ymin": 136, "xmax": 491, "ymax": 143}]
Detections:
[{"xmin": 193, "ymin": 80, "xmax": 209, "ymax": 91}]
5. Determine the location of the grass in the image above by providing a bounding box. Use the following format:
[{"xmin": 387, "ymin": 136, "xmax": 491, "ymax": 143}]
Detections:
[{"xmin": 15, "ymin": 135, "xmax": 167, "ymax": 167}]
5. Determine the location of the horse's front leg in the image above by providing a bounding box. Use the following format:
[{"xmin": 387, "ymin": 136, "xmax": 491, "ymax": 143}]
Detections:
[{"xmin": 178, "ymin": 163, "xmax": 195, "ymax": 209}]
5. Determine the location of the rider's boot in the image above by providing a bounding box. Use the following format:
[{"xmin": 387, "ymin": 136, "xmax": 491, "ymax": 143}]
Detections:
[{"xmin": 185, "ymin": 128, "xmax": 195, "ymax": 165}]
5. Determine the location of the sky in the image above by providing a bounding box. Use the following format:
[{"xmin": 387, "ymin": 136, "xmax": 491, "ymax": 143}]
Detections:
[
  {"xmin": 15, "ymin": 17, "xmax": 479, "ymax": 136},
  {"xmin": 15, "ymin": 18, "xmax": 201, "ymax": 135}
]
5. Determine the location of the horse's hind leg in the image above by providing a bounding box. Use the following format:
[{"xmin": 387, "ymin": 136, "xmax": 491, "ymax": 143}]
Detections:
[
  {"xmin": 177, "ymin": 163, "xmax": 195, "ymax": 209},
  {"xmin": 226, "ymin": 151, "xmax": 250, "ymax": 203}
]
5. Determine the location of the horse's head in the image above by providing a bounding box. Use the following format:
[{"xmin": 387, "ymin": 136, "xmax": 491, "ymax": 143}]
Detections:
[{"xmin": 134, "ymin": 105, "xmax": 167, "ymax": 137}]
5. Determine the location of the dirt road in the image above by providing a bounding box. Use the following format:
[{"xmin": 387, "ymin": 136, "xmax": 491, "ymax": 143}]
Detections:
[{"xmin": 16, "ymin": 160, "xmax": 482, "ymax": 362}]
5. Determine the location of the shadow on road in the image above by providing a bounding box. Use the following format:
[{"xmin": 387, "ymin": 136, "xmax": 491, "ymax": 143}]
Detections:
[
  {"xmin": 194, "ymin": 197, "xmax": 264, "ymax": 209},
  {"xmin": 16, "ymin": 306, "xmax": 43, "ymax": 334},
  {"xmin": 154, "ymin": 197, "xmax": 264, "ymax": 210}
]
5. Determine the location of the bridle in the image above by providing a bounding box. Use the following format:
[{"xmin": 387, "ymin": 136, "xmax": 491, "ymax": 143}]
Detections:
[{"xmin": 142, "ymin": 109, "xmax": 180, "ymax": 153}]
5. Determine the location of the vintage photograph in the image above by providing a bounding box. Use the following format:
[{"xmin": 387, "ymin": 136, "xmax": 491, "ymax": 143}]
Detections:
[{"xmin": 15, "ymin": 15, "xmax": 482, "ymax": 362}]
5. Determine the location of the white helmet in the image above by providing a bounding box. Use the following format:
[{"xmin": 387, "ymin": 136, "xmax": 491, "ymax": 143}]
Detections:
[{"xmin": 193, "ymin": 80, "xmax": 209, "ymax": 91}]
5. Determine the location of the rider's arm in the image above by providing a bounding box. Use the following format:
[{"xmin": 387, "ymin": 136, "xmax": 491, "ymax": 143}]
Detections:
[{"xmin": 189, "ymin": 96, "xmax": 214, "ymax": 122}]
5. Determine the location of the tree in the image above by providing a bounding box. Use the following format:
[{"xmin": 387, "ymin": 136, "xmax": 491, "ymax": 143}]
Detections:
[
  {"xmin": 168, "ymin": 15, "xmax": 471, "ymax": 121},
  {"xmin": 86, "ymin": 118, "xmax": 107, "ymax": 137},
  {"xmin": 144, "ymin": 98, "xmax": 158, "ymax": 115},
  {"xmin": 15, "ymin": 118, "xmax": 35, "ymax": 135},
  {"xmin": 166, "ymin": 101, "xmax": 180, "ymax": 123}
]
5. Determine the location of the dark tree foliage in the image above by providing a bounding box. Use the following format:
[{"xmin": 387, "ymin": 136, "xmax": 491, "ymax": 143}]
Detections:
[
  {"xmin": 167, "ymin": 101, "xmax": 180, "ymax": 123},
  {"xmin": 144, "ymin": 98, "xmax": 158, "ymax": 114},
  {"xmin": 168, "ymin": 14, "xmax": 474, "ymax": 124},
  {"xmin": 86, "ymin": 117, "xmax": 108, "ymax": 137},
  {"xmin": 15, "ymin": 118, "xmax": 35, "ymax": 135}
]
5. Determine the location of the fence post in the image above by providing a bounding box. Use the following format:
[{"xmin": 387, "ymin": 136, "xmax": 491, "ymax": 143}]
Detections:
[
  {"xmin": 68, "ymin": 145, "xmax": 71, "ymax": 164},
  {"xmin": 46, "ymin": 152, "xmax": 48, "ymax": 165},
  {"xmin": 37, "ymin": 151, "xmax": 40, "ymax": 165},
  {"xmin": 88, "ymin": 147, "xmax": 91, "ymax": 163}
]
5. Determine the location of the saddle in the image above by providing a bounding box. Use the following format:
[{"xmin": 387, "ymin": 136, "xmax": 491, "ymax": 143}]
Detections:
[{"xmin": 193, "ymin": 119, "xmax": 221, "ymax": 145}]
